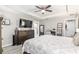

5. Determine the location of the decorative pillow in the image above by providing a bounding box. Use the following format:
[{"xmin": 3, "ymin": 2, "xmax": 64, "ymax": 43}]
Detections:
[{"xmin": 73, "ymin": 33, "xmax": 79, "ymax": 46}]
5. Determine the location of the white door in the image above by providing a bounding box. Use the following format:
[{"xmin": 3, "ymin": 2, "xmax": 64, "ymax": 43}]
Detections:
[
  {"xmin": 33, "ymin": 22, "xmax": 39, "ymax": 37},
  {"xmin": 65, "ymin": 20, "xmax": 76, "ymax": 37}
]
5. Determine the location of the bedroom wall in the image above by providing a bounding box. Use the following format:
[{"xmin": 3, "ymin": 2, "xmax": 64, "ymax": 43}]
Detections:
[
  {"xmin": 39, "ymin": 15, "xmax": 76, "ymax": 35},
  {"xmin": 0, "ymin": 9, "xmax": 39, "ymax": 47}
]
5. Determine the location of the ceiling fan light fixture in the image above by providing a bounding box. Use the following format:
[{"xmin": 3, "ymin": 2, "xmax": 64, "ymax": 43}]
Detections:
[
  {"xmin": 41, "ymin": 10, "xmax": 45, "ymax": 12},
  {"xmin": 35, "ymin": 5, "xmax": 52, "ymax": 14},
  {"xmin": 41, "ymin": 10, "xmax": 46, "ymax": 14}
]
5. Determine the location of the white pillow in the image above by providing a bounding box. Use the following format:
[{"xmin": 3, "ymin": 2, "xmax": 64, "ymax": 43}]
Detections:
[{"xmin": 73, "ymin": 33, "xmax": 79, "ymax": 46}]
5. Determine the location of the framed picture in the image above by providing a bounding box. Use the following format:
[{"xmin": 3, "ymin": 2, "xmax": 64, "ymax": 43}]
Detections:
[{"xmin": 2, "ymin": 19, "xmax": 10, "ymax": 25}]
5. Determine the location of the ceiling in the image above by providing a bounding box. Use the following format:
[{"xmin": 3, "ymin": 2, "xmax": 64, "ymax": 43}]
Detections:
[{"xmin": 0, "ymin": 5, "xmax": 79, "ymax": 19}]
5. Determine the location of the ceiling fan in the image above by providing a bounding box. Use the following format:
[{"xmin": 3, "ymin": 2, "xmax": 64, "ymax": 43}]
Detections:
[{"xmin": 35, "ymin": 5, "xmax": 52, "ymax": 14}]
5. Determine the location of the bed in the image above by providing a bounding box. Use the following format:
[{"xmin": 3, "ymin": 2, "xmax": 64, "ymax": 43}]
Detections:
[{"xmin": 22, "ymin": 35, "xmax": 79, "ymax": 54}]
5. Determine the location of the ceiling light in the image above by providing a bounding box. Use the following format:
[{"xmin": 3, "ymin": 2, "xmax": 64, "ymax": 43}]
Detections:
[
  {"xmin": 41, "ymin": 10, "xmax": 45, "ymax": 14},
  {"xmin": 41, "ymin": 10, "xmax": 45, "ymax": 13}
]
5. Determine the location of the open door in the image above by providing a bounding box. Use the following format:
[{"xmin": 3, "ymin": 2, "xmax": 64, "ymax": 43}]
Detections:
[
  {"xmin": 39, "ymin": 25, "xmax": 44, "ymax": 35},
  {"xmin": 0, "ymin": 17, "xmax": 3, "ymax": 54}
]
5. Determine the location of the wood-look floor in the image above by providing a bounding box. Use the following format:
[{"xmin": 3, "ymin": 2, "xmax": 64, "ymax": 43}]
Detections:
[{"xmin": 2, "ymin": 45, "xmax": 22, "ymax": 54}]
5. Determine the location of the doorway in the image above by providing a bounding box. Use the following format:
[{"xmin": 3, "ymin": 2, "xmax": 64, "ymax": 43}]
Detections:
[
  {"xmin": 64, "ymin": 20, "xmax": 76, "ymax": 37},
  {"xmin": 33, "ymin": 21, "xmax": 39, "ymax": 37}
]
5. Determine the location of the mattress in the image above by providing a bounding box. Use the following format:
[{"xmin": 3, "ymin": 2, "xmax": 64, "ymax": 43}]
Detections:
[{"xmin": 22, "ymin": 35, "xmax": 79, "ymax": 54}]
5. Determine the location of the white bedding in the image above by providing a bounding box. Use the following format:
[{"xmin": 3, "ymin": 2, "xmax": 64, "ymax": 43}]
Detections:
[{"xmin": 22, "ymin": 35, "xmax": 79, "ymax": 54}]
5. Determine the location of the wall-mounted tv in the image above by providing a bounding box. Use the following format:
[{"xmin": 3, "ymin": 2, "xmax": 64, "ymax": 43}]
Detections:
[{"xmin": 19, "ymin": 19, "xmax": 32, "ymax": 28}]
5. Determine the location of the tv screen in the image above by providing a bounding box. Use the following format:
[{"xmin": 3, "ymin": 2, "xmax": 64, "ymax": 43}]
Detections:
[{"xmin": 19, "ymin": 19, "xmax": 32, "ymax": 28}]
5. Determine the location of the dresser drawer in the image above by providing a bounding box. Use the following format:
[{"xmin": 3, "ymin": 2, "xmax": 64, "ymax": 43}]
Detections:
[{"xmin": 14, "ymin": 30, "xmax": 34, "ymax": 45}]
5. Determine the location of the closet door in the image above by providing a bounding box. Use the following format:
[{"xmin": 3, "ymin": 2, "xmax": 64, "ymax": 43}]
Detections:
[{"xmin": 33, "ymin": 21, "xmax": 39, "ymax": 37}]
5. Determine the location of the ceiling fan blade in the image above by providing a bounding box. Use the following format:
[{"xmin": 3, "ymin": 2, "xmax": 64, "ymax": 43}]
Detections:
[
  {"xmin": 35, "ymin": 6, "xmax": 42, "ymax": 9},
  {"xmin": 45, "ymin": 5, "xmax": 51, "ymax": 9},
  {"xmin": 34, "ymin": 10, "xmax": 41, "ymax": 12},
  {"xmin": 45, "ymin": 10, "xmax": 52, "ymax": 12}
]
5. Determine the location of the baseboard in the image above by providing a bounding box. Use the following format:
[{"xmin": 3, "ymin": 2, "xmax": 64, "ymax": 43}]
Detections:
[{"xmin": 2, "ymin": 43, "xmax": 12, "ymax": 48}]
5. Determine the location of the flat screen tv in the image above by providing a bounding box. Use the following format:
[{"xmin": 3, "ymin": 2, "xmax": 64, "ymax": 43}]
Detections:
[{"xmin": 19, "ymin": 19, "xmax": 32, "ymax": 28}]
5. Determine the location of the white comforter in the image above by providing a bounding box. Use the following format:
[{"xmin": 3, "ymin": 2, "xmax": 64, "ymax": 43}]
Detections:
[{"xmin": 22, "ymin": 35, "xmax": 79, "ymax": 54}]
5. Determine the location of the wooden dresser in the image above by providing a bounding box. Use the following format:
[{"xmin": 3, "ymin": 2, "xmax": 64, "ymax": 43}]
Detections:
[{"xmin": 13, "ymin": 30, "xmax": 34, "ymax": 45}]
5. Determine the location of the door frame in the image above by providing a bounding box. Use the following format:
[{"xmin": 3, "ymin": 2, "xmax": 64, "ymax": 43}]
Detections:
[{"xmin": 0, "ymin": 17, "xmax": 3, "ymax": 54}]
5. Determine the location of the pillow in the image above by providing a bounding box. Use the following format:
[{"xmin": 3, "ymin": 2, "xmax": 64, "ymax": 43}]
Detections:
[{"xmin": 73, "ymin": 33, "xmax": 79, "ymax": 46}]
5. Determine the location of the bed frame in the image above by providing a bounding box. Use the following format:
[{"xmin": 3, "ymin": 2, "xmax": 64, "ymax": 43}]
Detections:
[{"xmin": 23, "ymin": 51, "xmax": 30, "ymax": 54}]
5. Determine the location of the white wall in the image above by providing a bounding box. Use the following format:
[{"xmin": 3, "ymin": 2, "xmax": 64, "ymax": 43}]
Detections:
[
  {"xmin": 2, "ymin": 12, "xmax": 19, "ymax": 47},
  {"xmin": 0, "ymin": 9, "xmax": 39, "ymax": 47},
  {"xmin": 39, "ymin": 15, "xmax": 77, "ymax": 35}
]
